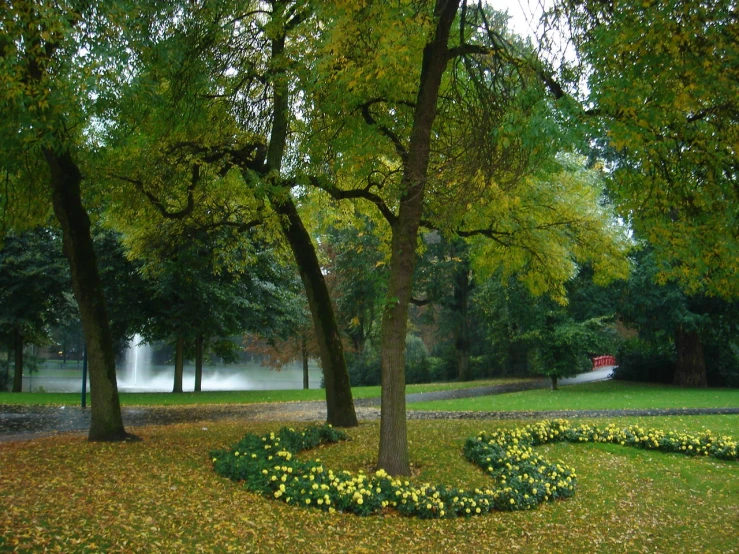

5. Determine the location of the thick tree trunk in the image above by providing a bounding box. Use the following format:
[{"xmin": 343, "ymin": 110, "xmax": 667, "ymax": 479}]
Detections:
[
  {"xmin": 453, "ymin": 263, "xmax": 471, "ymax": 381},
  {"xmin": 44, "ymin": 148, "xmax": 129, "ymax": 441},
  {"xmin": 302, "ymin": 335, "xmax": 309, "ymax": 390},
  {"xmin": 378, "ymin": 0, "xmax": 459, "ymax": 476},
  {"xmin": 551, "ymin": 375, "xmax": 559, "ymax": 390},
  {"xmin": 271, "ymin": 197, "xmax": 358, "ymax": 427},
  {"xmin": 194, "ymin": 334, "xmax": 204, "ymax": 392},
  {"xmin": 12, "ymin": 327, "xmax": 23, "ymax": 393},
  {"xmin": 173, "ymin": 336, "xmax": 185, "ymax": 393},
  {"xmin": 674, "ymin": 327, "xmax": 707, "ymax": 387},
  {"xmin": 264, "ymin": 10, "xmax": 356, "ymax": 427}
]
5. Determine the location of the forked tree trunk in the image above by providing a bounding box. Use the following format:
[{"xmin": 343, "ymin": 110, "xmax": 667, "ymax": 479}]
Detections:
[
  {"xmin": 194, "ymin": 334, "xmax": 204, "ymax": 392},
  {"xmin": 377, "ymin": 0, "xmax": 460, "ymax": 476},
  {"xmin": 173, "ymin": 336, "xmax": 185, "ymax": 393},
  {"xmin": 44, "ymin": 148, "xmax": 129, "ymax": 441},
  {"xmin": 674, "ymin": 327, "xmax": 707, "ymax": 387},
  {"xmin": 12, "ymin": 327, "xmax": 23, "ymax": 393}
]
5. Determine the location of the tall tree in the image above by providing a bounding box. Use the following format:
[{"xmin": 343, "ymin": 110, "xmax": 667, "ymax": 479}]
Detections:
[
  {"xmin": 0, "ymin": 229, "xmax": 69, "ymax": 391},
  {"xmin": 553, "ymin": 0, "xmax": 739, "ymax": 298},
  {"xmin": 306, "ymin": 2, "xmax": 629, "ymax": 474},
  {"xmin": 102, "ymin": 0, "xmax": 358, "ymax": 425},
  {"xmin": 0, "ymin": 2, "xmax": 136, "ymax": 439}
]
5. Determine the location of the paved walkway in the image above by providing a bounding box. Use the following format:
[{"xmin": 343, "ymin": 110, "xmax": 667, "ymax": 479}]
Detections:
[{"xmin": 2, "ymin": 368, "xmax": 737, "ymax": 442}]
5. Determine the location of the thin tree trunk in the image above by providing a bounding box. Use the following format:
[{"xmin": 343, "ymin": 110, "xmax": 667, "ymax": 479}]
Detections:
[
  {"xmin": 173, "ymin": 336, "xmax": 185, "ymax": 393},
  {"xmin": 12, "ymin": 327, "xmax": 23, "ymax": 393},
  {"xmin": 674, "ymin": 327, "xmax": 707, "ymax": 387},
  {"xmin": 263, "ymin": 5, "xmax": 356, "ymax": 427},
  {"xmin": 454, "ymin": 262, "xmax": 471, "ymax": 381},
  {"xmin": 44, "ymin": 148, "xmax": 129, "ymax": 441},
  {"xmin": 271, "ymin": 197, "xmax": 358, "ymax": 427},
  {"xmin": 194, "ymin": 334, "xmax": 204, "ymax": 392},
  {"xmin": 302, "ymin": 335, "xmax": 309, "ymax": 390},
  {"xmin": 378, "ymin": 0, "xmax": 459, "ymax": 476}
]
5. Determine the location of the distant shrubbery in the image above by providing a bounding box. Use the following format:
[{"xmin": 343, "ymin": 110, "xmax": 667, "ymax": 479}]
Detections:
[
  {"xmin": 614, "ymin": 339, "xmax": 739, "ymax": 387},
  {"xmin": 346, "ymin": 334, "xmax": 444, "ymax": 386}
]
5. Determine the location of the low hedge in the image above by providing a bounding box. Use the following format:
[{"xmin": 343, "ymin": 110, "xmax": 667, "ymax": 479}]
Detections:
[{"xmin": 211, "ymin": 420, "xmax": 737, "ymax": 519}]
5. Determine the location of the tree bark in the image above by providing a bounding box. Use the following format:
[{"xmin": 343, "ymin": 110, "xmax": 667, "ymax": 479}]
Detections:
[
  {"xmin": 302, "ymin": 334, "xmax": 309, "ymax": 390},
  {"xmin": 551, "ymin": 375, "xmax": 559, "ymax": 390},
  {"xmin": 194, "ymin": 334, "xmax": 204, "ymax": 392},
  {"xmin": 12, "ymin": 326, "xmax": 23, "ymax": 393},
  {"xmin": 271, "ymin": 197, "xmax": 358, "ymax": 427},
  {"xmin": 674, "ymin": 327, "xmax": 707, "ymax": 387},
  {"xmin": 44, "ymin": 148, "xmax": 129, "ymax": 441},
  {"xmin": 378, "ymin": 0, "xmax": 459, "ymax": 476},
  {"xmin": 173, "ymin": 336, "xmax": 185, "ymax": 393}
]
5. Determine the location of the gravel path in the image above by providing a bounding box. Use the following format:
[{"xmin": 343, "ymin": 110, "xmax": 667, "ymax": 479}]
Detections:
[{"xmin": 2, "ymin": 377, "xmax": 738, "ymax": 443}]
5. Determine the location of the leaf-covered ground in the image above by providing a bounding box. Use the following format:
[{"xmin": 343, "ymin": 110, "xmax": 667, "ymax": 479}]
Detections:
[{"xmin": 1, "ymin": 416, "xmax": 737, "ymax": 553}]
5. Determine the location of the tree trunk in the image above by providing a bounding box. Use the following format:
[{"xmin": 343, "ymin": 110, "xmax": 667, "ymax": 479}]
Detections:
[
  {"xmin": 302, "ymin": 335, "xmax": 309, "ymax": 390},
  {"xmin": 377, "ymin": 0, "xmax": 459, "ymax": 476},
  {"xmin": 453, "ymin": 262, "xmax": 471, "ymax": 381},
  {"xmin": 194, "ymin": 334, "xmax": 204, "ymax": 392},
  {"xmin": 551, "ymin": 375, "xmax": 559, "ymax": 390},
  {"xmin": 271, "ymin": 197, "xmax": 358, "ymax": 427},
  {"xmin": 44, "ymin": 148, "xmax": 129, "ymax": 441},
  {"xmin": 263, "ymin": 9, "xmax": 356, "ymax": 428},
  {"xmin": 173, "ymin": 336, "xmax": 185, "ymax": 393},
  {"xmin": 674, "ymin": 327, "xmax": 707, "ymax": 387},
  {"xmin": 12, "ymin": 327, "xmax": 23, "ymax": 393}
]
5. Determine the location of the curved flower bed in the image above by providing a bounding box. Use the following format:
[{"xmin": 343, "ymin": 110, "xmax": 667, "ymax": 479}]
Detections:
[{"xmin": 211, "ymin": 420, "xmax": 737, "ymax": 519}]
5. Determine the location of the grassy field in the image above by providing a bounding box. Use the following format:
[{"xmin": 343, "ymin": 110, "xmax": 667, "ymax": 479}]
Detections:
[
  {"xmin": 411, "ymin": 380, "xmax": 739, "ymax": 412},
  {"xmin": 0, "ymin": 377, "xmax": 531, "ymax": 406},
  {"xmin": 1, "ymin": 414, "xmax": 736, "ymax": 553}
]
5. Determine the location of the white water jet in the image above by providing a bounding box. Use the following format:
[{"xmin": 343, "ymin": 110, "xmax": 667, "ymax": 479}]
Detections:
[{"xmin": 119, "ymin": 334, "xmax": 153, "ymax": 388}]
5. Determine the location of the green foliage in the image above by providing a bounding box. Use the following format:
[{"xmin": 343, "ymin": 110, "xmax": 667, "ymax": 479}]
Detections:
[
  {"xmin": 614, "ymin": 340, "xmax": 675, "ymax": 384},
  {"xmin": 345, "ymin": 345, "xmax": 381, "ymax": 387},
  {"xmin": 404, "ymin": 335, "xmax": 431, "ymax": 384},
  {"xmin": 346, "ymin": 335, "xmax": 433, "ymax": 386},
  {"xmin": 0, "ymin": 228, "xmax": 71, "ymax": 349},
  {"xmin": 555, "ymin": 0, "xmax": 739, "ymax": 298},
  {"xmin": 613, "ymin": 246, "xmax": 739, "ymax": 385},
  {"xmin": 528, "ymin": 314, "xmax": 616, "ymax": 381}
]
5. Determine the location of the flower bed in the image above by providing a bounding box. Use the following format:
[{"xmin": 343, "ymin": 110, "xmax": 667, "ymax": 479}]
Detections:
[{"xmin": 211, "ymin": 420, "xmax": 737, "ymax": 519}]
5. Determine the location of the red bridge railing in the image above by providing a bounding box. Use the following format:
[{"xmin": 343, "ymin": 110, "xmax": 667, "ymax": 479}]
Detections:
[{"xmin": 592, "ymin": 355, "xmax": 616, "ymax": 369}]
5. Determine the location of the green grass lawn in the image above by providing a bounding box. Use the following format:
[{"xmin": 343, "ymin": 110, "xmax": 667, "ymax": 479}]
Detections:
[
  {"xmin": 410, "ymin": 380, "xmax": 739, "ymax": 412},
  {"xmin": 0, "ymin": 377, "xmax": 531, "ymax": 406},
  {"xmin": 0, "ymin": 415, "xmax": 736, "ymax": 553}
]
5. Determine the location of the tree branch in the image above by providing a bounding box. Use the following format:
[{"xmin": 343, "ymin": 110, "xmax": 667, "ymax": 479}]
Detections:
[
  {"xmin": 359, "ymin": 99, "xmax": 409, "ymax": 163},
  {"xmin": 306, "ymin": 176, "xmax": 398, "ymax": 225}
]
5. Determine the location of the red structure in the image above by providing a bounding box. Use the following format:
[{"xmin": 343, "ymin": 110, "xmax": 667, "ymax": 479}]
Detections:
[{"xmin": 592, "ymin": 355, "xmax": 616, "ymax": 369}]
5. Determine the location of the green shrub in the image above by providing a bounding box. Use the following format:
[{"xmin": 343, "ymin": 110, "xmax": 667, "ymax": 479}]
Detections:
[
  {"xmin": 211, "ymin": 421, "xmax": 737, "ymax": 519},
  {"xmin": 614, "ymin": 340, "xmax": 675, "ymax": 383}
]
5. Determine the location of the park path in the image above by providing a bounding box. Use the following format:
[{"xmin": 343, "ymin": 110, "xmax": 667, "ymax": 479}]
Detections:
[{"xmin": 2, "ymin": 367, "xmax": 737, "ymax": 442}]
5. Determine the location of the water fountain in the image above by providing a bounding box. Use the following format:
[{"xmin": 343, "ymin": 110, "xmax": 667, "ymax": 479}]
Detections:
[
  {"xmin": 115, "ymin": 335, "xmax": 322, "ymax": 392},
  {"xmin": 117, "ymin": 334, "xmax": 158, "ymax": 391}
]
